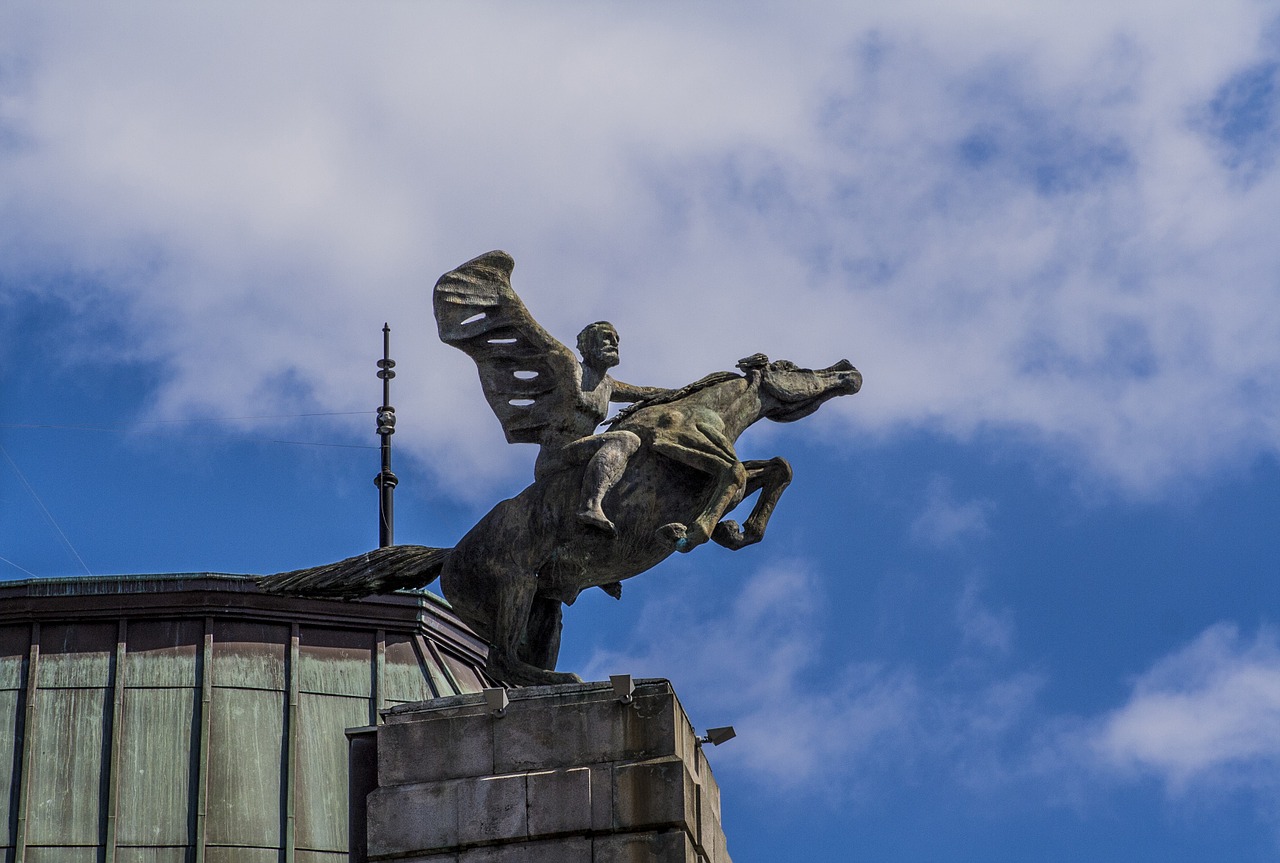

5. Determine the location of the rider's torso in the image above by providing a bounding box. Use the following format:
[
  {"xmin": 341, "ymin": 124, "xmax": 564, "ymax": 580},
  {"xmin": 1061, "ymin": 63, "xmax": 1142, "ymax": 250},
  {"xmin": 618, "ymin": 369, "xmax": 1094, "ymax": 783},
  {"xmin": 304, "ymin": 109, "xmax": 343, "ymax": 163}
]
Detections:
[{"xmin": 571, "ymin": 376, "xmax": 611, "ymax": 435}]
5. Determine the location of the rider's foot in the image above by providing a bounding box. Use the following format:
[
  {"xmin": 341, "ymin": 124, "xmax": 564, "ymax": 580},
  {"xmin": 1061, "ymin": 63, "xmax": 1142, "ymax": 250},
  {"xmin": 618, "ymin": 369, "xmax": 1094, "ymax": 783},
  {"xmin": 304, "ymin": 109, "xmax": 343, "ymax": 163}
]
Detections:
[
  {"xmin": 658, "ymin": 521, "xmax": 708, "ymax": 553},
  {"xmin": 577, "ymin": 508, "xmax": 617, "ymax": 535},
  {"xmin": 657, "ymin": 522, "xmax": 687, "ymax": 547}
]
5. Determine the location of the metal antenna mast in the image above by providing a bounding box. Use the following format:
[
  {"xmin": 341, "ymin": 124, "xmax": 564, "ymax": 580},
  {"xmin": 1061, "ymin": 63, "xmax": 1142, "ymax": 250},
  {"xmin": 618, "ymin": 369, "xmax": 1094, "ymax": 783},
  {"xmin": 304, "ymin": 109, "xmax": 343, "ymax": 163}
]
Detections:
[{"xmin": 374, "ymin": 324, "xmax": 398, "ymax": 547}]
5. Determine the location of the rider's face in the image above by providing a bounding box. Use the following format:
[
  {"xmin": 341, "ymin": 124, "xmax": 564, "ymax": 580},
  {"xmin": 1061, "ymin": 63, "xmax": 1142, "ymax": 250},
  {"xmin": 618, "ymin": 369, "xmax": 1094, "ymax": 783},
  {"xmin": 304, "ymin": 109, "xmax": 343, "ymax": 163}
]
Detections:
[{"xmin": 587, "ymin": 327, "xmax": 620, "ymax": 368}]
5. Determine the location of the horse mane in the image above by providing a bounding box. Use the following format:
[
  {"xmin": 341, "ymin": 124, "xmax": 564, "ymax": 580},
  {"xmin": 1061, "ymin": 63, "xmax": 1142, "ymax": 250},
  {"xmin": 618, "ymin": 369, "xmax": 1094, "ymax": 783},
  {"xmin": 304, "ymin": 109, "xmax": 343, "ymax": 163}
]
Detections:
[{"xmin": 604, "ymin": 370, "xmax": 743, "ymax": 427}]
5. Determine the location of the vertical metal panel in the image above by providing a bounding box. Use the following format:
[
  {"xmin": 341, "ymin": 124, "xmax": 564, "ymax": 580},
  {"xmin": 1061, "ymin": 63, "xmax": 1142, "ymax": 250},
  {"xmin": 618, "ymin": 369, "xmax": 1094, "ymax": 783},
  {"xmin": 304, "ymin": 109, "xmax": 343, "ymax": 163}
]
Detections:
[
  {"xmin": 116, "ymin": 688, "xmax": 197, "ymax": 846},
  {"xmin": 293, "ymin": 693, "xmax": 368, "ymax": 854},
  {"xmin": 0, "ymin": 689, "xmax": 19, "ymax": 849},
  {"xmin": 36, "ymin": 622, "xmax": 114, "ymax": 688},
  {"xmin": 437, "ymin": 647, "xmax": 487, "ymax": 695},
  {"xmin": 104, "ymin": 620, "xmax": 127, "ymax": 860},
  {"xmin": 417, "ymin": 635, "xmax": 457, "ymax": 697},
  {"xmin": 204, "ymin": 687, "xmax": 284, "ymax": 848},
  {"xmin": 25, "ymin": 687, "xmax": 107, "ymax": 844},
  {"xmin": 0, "ymin": 624, "xmax": 29, "ymax": 850},
  {"xmin": 0, "ymin": 626, "xmax": 26, "ymax": 689},
  {"xmin": 117, "ymin": 617, "xmax": 202, "ymax": 858},
  {"xmin": 297, "ymin": 628, "xmax": 372, "ymax": 698},
  {"xmin": 380, "ymin": 634, "xmax": 433, "ymax": 703},
  {"xmin": 124, "ymin": 620, "xmax": 201, "ymax": 688},
  {"xmin": 25, "ymin": 622, "xmax": 114, "ymax": 855},
  {"xmin": 210, "ymin": 622, "xmax": 287, "ymax": 691},
  {"xmin": 420, "ymin": 636, "xmax": 459, "ymax": 697}
]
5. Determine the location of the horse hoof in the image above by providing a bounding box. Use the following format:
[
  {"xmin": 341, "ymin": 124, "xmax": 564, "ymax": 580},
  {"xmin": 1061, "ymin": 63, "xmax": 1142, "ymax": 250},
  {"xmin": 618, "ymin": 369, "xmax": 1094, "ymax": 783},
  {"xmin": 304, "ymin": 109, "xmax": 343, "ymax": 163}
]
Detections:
[
  {"xmin": 712, "ymin": 520, "xmax": 746, "ymax": 550},
  {"xmin": 657, "ymin": 522, "xmax": 687, "ymax": 547}
]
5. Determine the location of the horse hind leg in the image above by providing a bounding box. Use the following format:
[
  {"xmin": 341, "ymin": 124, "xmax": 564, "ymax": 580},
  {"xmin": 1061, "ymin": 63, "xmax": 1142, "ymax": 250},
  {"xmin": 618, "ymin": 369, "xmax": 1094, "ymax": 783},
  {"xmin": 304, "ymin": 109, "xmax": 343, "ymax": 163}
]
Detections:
[
  {"xmin": 520, "ymin": 596, "xmax": 567, "ymax": 672},
  {"xmin": 447, "ymin": 554, "xmax": 581, "ymax": 687},
  {"xmin": 485, "ymin": 577, "xmax": 582, "ymax": 686},
  {"xmin": 712, "ymin": 457, "xmax": 793, "ymax": 551}
]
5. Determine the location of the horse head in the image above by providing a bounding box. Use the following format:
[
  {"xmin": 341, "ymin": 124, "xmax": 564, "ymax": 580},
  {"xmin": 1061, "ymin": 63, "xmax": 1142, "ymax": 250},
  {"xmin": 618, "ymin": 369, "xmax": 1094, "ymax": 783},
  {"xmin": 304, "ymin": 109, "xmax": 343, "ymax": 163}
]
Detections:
[{"xmin": 737, "ymin": 353, "xmax": 862, "ymax": 423}]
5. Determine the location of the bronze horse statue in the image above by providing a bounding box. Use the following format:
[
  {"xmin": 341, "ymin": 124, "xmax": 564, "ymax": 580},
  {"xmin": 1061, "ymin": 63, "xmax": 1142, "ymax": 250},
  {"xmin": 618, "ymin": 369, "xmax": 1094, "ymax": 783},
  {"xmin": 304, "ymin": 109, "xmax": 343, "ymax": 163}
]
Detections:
[{"xmin": 262, "ymin": 252, "xmax": 861, "ymax": 685}]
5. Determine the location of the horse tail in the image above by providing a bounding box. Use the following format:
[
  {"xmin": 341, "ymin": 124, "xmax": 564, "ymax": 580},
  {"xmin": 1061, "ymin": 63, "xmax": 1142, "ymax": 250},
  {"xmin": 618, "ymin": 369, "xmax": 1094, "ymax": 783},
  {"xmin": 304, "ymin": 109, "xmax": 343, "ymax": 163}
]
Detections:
[{"xmin": 258, "ymin": 545, "xmax": 452, "ymax": 599}]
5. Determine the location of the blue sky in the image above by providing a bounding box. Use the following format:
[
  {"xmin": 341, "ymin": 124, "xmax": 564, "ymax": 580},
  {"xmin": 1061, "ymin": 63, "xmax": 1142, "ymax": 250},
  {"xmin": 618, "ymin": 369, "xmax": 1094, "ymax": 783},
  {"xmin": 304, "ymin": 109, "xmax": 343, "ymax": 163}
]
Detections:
[{"xmin": 3, "ymin": 3, "xmax": 1280, "ymax": 860}]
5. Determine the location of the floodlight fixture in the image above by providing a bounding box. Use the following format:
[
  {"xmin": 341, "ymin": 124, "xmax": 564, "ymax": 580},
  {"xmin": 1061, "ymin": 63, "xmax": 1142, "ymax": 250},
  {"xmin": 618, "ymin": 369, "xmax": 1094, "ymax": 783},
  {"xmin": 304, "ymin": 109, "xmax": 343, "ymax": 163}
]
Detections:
[
  {"xmin": 697, "ymin": 726, "xmax": 736, "ymax": 747},
  {"xmin": 610, "ymin": 674, "xmax": 635, "ymax": 705},
  {"xmin": 483, "ymin": 687, "xmax": 509, "ymax": 717}
]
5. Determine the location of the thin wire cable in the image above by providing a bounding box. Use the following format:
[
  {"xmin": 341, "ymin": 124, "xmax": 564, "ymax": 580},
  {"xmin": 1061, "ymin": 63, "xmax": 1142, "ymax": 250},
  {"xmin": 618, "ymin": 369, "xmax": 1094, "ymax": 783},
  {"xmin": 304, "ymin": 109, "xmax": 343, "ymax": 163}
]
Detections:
[
  {"xmin": 0, "ymin": 555, "xmax": 36, "ymax": 577},
  {"xmin": 0, "ymin": 443, "xmax": 92, "ymax": 576},
  {"xmin": 0, "ymin": 422, "xmax": 379, "ymax": 450},
  {"xmin": 133, "ymin": 410, "xmax": 375, "ymax": 425},
  {"xmin": 1, "ymin": 408, "xmax": 374, "ymax": 430}
]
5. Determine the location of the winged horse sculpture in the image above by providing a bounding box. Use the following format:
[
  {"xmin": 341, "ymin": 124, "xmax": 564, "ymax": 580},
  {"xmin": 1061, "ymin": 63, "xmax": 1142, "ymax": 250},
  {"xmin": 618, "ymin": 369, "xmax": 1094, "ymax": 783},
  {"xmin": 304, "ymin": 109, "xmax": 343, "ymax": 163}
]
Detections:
[{"xmin": 262, "ymin": 251, "xmax": 862, "ymax": 685}]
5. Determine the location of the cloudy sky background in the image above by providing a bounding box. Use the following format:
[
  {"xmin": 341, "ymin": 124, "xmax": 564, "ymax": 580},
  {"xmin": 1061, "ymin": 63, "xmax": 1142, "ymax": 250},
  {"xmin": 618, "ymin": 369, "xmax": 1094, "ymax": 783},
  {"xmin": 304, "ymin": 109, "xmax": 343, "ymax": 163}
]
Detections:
[{"xmin": 3, "ymin": 3, "xmax": 1280, "ymax": 859}]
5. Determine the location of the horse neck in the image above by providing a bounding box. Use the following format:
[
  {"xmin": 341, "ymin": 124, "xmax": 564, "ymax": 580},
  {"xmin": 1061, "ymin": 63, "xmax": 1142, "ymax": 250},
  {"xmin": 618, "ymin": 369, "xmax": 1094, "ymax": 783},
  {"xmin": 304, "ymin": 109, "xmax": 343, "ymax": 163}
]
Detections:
[{"xmin": 705, "ymin": 377, "xmax": 764, "ymax": 442}]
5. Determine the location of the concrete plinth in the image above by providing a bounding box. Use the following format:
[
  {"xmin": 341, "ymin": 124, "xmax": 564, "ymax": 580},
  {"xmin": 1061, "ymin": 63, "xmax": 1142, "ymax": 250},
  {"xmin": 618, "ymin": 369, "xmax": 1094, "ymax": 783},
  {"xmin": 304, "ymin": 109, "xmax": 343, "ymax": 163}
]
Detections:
[{"xmin": 349, "ymin": 679, "xmax": 731, "ymax": 863}]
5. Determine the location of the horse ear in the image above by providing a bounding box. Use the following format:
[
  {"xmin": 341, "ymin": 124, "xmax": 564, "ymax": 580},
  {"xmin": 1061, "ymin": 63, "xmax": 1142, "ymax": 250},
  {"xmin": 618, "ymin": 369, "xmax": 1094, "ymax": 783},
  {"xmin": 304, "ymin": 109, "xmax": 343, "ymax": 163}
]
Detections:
[{"xmin": 736, "ymin": 353, "xmax": 769, "ymax": 373}]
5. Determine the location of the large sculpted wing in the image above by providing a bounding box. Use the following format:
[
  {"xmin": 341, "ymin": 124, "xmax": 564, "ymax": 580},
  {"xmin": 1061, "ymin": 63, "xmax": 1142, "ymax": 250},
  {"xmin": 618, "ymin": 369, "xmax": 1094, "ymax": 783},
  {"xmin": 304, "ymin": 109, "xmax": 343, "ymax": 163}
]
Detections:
[{"xmin": 434, "ymin": 251, "xmax": 579, "ymax": 445}]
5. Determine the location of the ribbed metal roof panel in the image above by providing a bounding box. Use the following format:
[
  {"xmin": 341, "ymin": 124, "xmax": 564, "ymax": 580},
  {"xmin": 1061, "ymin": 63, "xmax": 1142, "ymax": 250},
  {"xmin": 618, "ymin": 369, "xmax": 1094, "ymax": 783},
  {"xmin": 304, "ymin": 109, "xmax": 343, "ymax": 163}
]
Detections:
[{"xmin": 0, "ymin": 573, "xmax": 491, "ymax": 861}]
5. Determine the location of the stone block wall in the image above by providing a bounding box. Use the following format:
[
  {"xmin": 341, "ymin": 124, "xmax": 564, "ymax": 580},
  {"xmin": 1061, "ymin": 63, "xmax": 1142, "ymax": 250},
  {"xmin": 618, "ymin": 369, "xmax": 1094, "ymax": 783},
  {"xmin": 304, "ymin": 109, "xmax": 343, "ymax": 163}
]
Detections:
[{"xmin": 351, "ymin": 679, "xmax": 731, "ymax": 863}]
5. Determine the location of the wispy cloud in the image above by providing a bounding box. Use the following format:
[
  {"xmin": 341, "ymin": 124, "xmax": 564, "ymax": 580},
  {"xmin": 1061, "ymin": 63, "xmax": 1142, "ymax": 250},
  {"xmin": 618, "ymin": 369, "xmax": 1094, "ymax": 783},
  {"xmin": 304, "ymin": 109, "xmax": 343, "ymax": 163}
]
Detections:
[
  {"xmin": 1088, "ymin": 623, "xmax": 1280, "ymax": 792},
  {"xmin": 910, "ymin": 476, "xmax": 993, "ymax": 548}
]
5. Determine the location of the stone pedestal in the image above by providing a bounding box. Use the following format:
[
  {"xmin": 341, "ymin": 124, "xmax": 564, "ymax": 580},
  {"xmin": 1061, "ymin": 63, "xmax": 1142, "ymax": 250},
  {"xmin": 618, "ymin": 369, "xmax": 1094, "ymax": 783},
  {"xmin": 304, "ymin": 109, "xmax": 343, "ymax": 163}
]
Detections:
[{"xmin": 349, "ymin": 679, "xmax": 731, "ymax": 863}]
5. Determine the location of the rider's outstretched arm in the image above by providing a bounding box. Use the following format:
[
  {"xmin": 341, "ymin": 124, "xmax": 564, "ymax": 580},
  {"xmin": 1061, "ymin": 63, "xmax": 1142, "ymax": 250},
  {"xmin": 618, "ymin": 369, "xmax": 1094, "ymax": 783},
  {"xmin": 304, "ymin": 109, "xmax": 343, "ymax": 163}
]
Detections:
[{"xmin": 610, "ymin": 379, "xmax": 672, "ymax": 403}]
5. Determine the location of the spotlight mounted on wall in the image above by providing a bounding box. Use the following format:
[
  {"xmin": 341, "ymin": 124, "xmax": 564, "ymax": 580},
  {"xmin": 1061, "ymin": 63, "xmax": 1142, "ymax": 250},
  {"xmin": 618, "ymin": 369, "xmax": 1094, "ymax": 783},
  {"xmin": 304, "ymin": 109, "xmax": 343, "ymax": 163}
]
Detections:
[
  {"xmin": 610, "ymin": 674, "xmax": 635, "ymax": 705},
  {"xmin": 696, "ymin": 726, "xmax": 736, "ymax": 747},
  {"xmin": 483, "ymin": 687, "xmax": 509, "ymax": 717}
]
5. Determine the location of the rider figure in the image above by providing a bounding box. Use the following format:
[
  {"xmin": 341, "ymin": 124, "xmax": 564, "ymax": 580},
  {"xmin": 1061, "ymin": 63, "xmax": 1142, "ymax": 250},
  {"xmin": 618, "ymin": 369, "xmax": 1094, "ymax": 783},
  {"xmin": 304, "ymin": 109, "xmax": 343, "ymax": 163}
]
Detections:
[{"xmin": 532, "ymin": 321, "xmax": 669, "ymax": 535}]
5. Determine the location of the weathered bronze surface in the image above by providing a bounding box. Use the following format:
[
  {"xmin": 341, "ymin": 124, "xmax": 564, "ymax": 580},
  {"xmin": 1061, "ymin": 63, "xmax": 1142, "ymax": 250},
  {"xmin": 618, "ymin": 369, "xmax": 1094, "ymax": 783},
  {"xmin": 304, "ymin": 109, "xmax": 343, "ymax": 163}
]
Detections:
[{"xmin": 263, "ymin": 251, "xmax": 862, "ymax": 686}]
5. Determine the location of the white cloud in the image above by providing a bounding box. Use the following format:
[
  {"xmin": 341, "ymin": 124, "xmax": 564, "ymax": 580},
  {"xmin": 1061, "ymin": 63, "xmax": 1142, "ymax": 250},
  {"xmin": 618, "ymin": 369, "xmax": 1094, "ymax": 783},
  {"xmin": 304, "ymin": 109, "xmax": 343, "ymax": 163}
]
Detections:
[
  {"xmin": 910, "ymin": 476, "xmax": 993, "ymax": 547},
  {"xmin": 955, "ymin": 576, "xmax": 1014, "ymax": 656},
  {"xmin": 1090, "ymin": 623, "xmax": 1280, "ymax": 791},
  {"xmin": 2, "ymin": 2, "xmax": 1280, "ymax": 497}
]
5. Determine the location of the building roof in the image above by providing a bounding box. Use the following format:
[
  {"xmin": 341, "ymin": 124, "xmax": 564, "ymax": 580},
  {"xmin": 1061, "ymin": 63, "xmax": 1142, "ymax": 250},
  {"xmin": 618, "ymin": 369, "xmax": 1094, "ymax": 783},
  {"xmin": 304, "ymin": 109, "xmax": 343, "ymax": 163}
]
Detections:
[{"xmin": 0, "ymin": 573, "xmax": 492, "ymax": 861}]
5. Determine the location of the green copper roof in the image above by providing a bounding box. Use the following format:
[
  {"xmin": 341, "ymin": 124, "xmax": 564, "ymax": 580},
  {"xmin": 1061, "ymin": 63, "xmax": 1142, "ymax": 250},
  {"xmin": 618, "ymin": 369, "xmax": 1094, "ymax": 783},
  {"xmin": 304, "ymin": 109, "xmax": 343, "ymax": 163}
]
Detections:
[{"xmin": 0, "ymin": 573, "xmax": 491, "ymax": 862}]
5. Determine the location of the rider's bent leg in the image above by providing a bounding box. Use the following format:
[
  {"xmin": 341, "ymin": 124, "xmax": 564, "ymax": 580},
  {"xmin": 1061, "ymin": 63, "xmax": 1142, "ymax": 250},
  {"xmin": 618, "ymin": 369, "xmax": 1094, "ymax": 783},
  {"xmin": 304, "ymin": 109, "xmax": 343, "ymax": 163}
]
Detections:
[{"xmin": 576, "ymin": 430, "xmax": 641, "ymax": 534}]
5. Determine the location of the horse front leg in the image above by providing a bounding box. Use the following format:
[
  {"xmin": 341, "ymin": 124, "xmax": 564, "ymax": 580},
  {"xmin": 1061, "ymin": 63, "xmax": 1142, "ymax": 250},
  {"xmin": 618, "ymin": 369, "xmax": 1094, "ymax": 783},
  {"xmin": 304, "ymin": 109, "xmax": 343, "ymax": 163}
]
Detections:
[
  {"xmin": 712, "ymin": 457, "xmax": 793, "ymax": 551},
  {"xmin": 658, "ymin": 458, "xmax": 748, "ymax": 553},
  {"xmin": 649, "ymin": 419, "xmax": 747, "ymax": 553}
]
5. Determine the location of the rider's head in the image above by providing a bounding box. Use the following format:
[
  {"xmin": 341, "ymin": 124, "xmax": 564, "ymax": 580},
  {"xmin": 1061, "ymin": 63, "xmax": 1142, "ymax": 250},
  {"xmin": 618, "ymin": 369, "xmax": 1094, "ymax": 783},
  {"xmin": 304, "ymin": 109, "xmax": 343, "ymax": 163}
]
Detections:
[{"xmin": 577, "ymin": 321, "xmax": 620, "ymax": 369}]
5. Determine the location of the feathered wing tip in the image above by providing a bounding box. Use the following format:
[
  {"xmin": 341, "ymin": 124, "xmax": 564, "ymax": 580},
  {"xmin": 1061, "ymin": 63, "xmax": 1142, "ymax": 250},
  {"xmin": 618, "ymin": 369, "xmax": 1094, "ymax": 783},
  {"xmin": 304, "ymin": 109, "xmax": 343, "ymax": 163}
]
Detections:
[{"xmin": 257, "ymin": 545, "xmax": 451, "ymax": 600}]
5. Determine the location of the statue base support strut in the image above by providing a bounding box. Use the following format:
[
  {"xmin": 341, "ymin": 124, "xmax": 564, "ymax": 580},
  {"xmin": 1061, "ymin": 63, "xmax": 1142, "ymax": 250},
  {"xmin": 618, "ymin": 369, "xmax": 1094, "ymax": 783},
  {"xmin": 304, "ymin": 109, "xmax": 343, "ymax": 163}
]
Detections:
[{"xmin": 348, "ymin": 679, "xmax": 732, "ymax": 862}]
